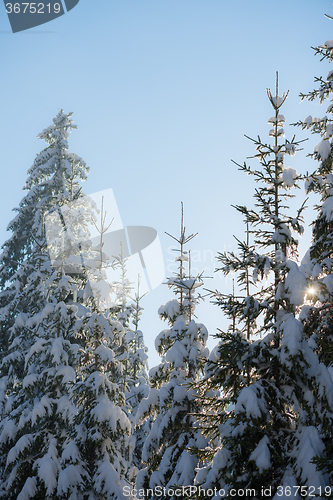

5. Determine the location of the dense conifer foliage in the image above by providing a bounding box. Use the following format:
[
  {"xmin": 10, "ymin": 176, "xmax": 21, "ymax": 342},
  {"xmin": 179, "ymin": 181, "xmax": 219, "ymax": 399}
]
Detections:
[{"xmin": 3, "ymin": 21, "xmax": 333, "ymax": 494}]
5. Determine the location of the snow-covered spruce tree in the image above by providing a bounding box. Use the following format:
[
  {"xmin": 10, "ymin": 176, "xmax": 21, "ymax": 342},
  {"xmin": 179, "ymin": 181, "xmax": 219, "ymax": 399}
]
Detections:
[
  {"xmin": 58, "ymin": 202, "xmax": 132, "ymax": 500},
  {"xmin": 293, "ymin": 34, "xmax": 333, "ymax": 367},
  {"xmin": 107, "ymin": 250, "xmax": 149, "ymax": 473},
  {"xmin": 0, "ymin": 272, "xmax": 81, "ymax": 500},
  {"xmin": 109, "ymin": 256, "xmax": 149, "ymax": 414},
  {"xmin": 190, "ymin": 221, "xmax": 258, "ymax": 472},
  {"xmin": 136, "ymin": 204, "xmax": 210, "ymax": 500},
  {"xmin": 193, "ymin": 77, "xmax": 333, "ymax": 498},
  {"xmin": 109, "ymin": 249, "xmax": 134, "ymax": 330},
  {"xmin": 0, "ymin": 110, "xmax": 89, "ymax": 367},
  {"xmin": 0, "ymin": 114, "xmax": 93, "ymax": 498},
  {"xmin": 293, "ymin": 28, "xmax": 333, "ymax": 487},
  {"xmin": 58, "ymin": 312, "xmax": 131, "ymax": 500},
  {"xmin": 124, "ymin": 282, "xmax": 149, "ymax": 472},
  {"xmin": 108, "ymin": 249, "xmax": 136, "ymax": 396},
  {"xmin": 0, "ymin": 110, "xmax": 89, "ymax": 472}
]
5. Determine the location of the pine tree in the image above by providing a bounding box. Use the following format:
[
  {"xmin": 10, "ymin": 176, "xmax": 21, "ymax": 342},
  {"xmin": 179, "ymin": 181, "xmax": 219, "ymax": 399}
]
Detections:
[
  {"xmin": 58, "ymin": 311, "xmax": 131, "ymax": 500},
  {"xmin": 108, "ymin": 251, "xmax": 150, "ymax": 474},
  {"xmin": 0, "ymin": 272, "xmax": 80, "ymax": 499},
  {"xmin": 191, "ymin": 223, "xmax": 257, "ymax": 481},
  {"xmin": 293, "ymin": 28, "xmax": 333, "ymax": 487},
  {"xmin": 0, "ymin": 110, "xmax": 89, "ymax": 365},
  {"xmin": 58, "ymin": 202, "xmax": 132, "ymax": 500},
  {"xmin": 136, "ymin": 204, "xmax": 210, "ymax": 500},
  {"xmin": 108, "ymin": 249, "xmax": 136, "ymax": 397},
  {"xmin": 0, "ymin": 110, "xmax": 94, "ymax": 497},
  {"xmin": 293, "ymin": 35, "xmax": 333, "ymax": 366},
  {"xmin": 0, "ymin": 110, "xmax": 92, "ymax": 434},
  {"xmin": 124, "ymin": 282, "xmax": 149, "ymax": 473},
  {"xmin": 193, "ymin": 76, "xmax": 333, "ymax": 497}
]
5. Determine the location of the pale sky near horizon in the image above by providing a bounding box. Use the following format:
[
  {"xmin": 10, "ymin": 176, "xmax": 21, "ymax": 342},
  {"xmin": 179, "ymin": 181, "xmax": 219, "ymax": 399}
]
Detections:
[{"xmin": 0, "ymin": 0, "xmax": 332, "ymax": 367}]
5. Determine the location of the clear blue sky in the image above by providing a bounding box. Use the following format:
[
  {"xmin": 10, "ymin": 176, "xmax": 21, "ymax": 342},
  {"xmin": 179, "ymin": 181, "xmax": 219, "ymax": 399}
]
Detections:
[{"xmin": 0, "ymin": 0, "xmax": 331, "ymax": 367}]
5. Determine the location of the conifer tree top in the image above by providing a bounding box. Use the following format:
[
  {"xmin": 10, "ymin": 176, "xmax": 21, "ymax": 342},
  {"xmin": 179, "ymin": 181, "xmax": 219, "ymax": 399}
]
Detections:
[{"xmin": 0, "ymin": 110, "xmax": 89, "ymax": 288}]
